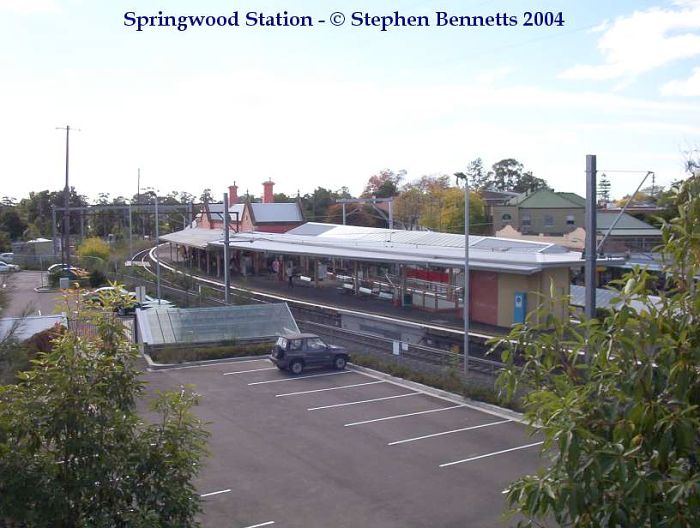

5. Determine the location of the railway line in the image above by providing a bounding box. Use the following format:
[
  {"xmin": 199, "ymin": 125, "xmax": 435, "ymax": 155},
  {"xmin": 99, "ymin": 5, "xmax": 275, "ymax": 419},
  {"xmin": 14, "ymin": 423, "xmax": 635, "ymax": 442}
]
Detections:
[{"xmin": 129, "ymin": 246, "xmax": 505, "ymax": 375}]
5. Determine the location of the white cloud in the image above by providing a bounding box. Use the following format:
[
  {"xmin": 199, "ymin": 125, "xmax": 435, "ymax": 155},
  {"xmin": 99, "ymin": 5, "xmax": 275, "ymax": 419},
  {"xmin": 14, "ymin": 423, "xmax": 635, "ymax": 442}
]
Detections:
[
  {"xmin": 0, "ymin": 0, "xmax": 59, "ymax": 14},
  {"xmin": 662, "ymin": 66, "xmax": 700, "ymax": 95},
  {"xmin": 560, "ymin": 1, "xmax": 700, "ymax": 81}
]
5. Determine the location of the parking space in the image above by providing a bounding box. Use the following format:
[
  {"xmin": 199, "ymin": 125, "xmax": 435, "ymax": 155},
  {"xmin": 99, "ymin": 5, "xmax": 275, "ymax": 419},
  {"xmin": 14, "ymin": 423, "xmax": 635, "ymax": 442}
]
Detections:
[{"xmin": 143, "ymin": 358, "xmax": 542, "ymax": 528}]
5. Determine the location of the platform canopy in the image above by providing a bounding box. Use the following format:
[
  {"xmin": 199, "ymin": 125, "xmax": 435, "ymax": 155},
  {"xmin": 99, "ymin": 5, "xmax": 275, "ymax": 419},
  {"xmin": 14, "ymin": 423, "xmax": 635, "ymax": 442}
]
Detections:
[
  {"xmin": 208, "ymin": 223, "xmax": 586, "ymax": 274},
  {"xmin": 136, "ymin": 303, "xmax": 299, "ymax": 345}
]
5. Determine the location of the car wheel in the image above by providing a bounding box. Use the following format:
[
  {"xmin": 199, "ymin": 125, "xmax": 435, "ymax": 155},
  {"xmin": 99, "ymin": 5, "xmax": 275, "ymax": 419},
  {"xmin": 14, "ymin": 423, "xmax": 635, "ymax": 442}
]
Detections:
[
  {"xmin": 333, "ymin": 356, "xmax": 347, "ymax": 370},
  {"xmin": 289, "ymin": 360, "xmax": 304, "ymax": 375}
]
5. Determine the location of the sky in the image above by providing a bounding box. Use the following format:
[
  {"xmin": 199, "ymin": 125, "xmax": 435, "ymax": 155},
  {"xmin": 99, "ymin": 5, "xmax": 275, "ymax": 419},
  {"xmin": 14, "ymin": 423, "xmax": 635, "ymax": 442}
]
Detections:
[{"xmin": 1, "ymin": 0, "xmax": 699, "ymax": 203}]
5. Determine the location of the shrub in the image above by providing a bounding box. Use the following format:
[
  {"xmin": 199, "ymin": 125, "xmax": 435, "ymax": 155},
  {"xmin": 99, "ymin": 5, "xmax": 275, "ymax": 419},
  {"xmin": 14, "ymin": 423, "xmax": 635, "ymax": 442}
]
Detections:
[
  {"xmin": 77, "ymin": 237, "xmax": 110, "ymax": 263},
  {"xmin": 148, "ymin": 341, "xmax": 272, "ymax": 364}
]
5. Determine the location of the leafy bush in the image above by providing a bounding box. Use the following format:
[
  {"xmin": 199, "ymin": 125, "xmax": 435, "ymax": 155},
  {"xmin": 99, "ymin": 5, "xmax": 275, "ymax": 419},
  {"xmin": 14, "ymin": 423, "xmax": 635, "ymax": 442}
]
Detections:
[
  {"xmin": 350, "ymin": 353, "xmax": 511, "ymax": 409},
  {"xmin": 0, "ymin": 287, "xmax": 209, "ymax": 526},
  {"xmin": 495, "ymin": 172, "xmax": 700, "ymax": 527},
  {"xmin": 148, "ymin": 341, "xmax": 272, "ymax": 364},
  {"xmin": 77, "ymin": 236, "xmax": 110, "ymax": 262},
  {"xmin": 88, "ymin": 268, "xmax": 107, "ymax": 287}
]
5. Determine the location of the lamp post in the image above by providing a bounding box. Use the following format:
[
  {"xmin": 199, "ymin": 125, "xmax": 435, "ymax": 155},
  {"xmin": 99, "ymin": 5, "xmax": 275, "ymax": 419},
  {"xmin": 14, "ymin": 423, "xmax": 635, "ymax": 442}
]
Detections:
[
  {"xmin": 154, "ymin": 192, "xmax": 161, "ymax": 305},
  {"xmin": 457, "ymin": 173, "xmax": 470, "ymax": 377}
]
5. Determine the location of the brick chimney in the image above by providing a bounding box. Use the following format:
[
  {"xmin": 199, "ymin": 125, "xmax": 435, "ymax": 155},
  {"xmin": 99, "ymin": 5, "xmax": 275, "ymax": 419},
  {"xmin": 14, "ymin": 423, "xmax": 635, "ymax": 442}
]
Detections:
[
  {"xmin": 228, "ymin": 182, "xmax": 238, "ymax": 206},
  {"xmin": 262, "ymin": 178, "xmax": 275, "ymax": 204}
]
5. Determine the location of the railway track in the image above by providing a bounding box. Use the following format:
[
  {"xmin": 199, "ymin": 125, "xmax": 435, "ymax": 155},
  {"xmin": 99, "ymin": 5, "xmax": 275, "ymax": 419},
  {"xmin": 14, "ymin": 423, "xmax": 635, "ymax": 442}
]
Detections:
[{"xmin": 130, "ymin": 246, "xmax": 506, "ymax": 375}]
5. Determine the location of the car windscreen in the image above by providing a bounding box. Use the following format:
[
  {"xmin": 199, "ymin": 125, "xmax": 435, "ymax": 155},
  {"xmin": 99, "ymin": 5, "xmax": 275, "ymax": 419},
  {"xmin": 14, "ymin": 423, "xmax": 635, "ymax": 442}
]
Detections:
[{"xmin": 276, "ymin": 337, "xmax": 288, "ymax": 349}]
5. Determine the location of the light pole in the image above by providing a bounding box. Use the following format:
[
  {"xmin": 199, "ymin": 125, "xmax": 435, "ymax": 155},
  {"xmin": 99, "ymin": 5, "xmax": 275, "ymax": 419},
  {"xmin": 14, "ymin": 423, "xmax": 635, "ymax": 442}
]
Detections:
[
  {"xmin": 463, "ymin": 175, "xmax": 470, "ymax": 377},
  {"xmin": 154, "ymin": 191, "xmax": 162, "ymax": 304},
  {"xmin": 56, "ymin": 125, "xmax": 78, "ymax": 270},
  {"xmin": 454, "ymin": 171, "xmax": 471, "ymax": 376}
]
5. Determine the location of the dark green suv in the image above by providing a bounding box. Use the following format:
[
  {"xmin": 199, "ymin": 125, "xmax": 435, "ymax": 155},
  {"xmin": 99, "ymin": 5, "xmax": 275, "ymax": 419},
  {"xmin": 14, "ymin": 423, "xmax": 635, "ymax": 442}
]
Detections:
[{"xmin": 270, "ymin": 333, "xmax": 349, "ymax": 375}]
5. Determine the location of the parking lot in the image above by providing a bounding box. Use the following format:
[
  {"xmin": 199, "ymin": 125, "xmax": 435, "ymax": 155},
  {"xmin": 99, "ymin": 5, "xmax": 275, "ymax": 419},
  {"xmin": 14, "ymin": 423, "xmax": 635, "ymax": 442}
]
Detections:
[{"xmin": 144, "ymin": 359, "xmax": 543, "ymax": 528}]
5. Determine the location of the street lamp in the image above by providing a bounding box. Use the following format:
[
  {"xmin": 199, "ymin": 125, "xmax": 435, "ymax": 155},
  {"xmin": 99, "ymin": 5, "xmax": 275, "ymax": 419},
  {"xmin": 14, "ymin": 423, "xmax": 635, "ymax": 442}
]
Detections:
[
  {"xmin": 463, "ymin": 176, "xmax": 470, "ymax": 377},
  {"xmin": 455, "ymin": 171, "xmax": 470, "ymax": 377},
  {"xmin": 154, "ymin": 191, "xmax": 162, "ymax": 305}
]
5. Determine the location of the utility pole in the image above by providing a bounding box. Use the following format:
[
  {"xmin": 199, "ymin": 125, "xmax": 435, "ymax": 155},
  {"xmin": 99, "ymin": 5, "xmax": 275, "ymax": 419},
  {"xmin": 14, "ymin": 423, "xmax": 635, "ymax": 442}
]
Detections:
[
  {"xmin": 585, "ymin": 155, "xmax": 597, "ymax": 320},
  {"xmin": 155, "ymin": 192, "xmax": 161, "ymax": 304},
  {"xmin": 223, "ymin": 193, "xmax": 231, "ymax": 304},
  {"xmin": 463, "ymin": 175, "xmax": 470, "ymax": 377},
  {"xmin": 56, "ymin": 125, "xmax": 78, "ymax": 271}
]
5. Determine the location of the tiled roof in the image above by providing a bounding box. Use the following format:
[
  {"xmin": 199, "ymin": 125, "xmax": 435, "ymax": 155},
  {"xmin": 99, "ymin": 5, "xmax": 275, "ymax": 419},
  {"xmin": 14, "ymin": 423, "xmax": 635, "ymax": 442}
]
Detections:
[{"xmin": 507, "ymin": 189, "xmax": 585, "ymax": 209}]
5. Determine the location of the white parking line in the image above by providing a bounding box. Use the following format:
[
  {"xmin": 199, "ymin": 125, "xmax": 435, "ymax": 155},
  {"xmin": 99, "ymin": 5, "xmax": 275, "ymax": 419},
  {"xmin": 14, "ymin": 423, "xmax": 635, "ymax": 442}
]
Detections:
[
  {"xmin": 248, "ymin": 370, "xmax": 352, "ymax": 386},
  {"xmin": 153, "ymin": 358, "xmax": 271, "ymax": 372},
  {"xmin": 439, "ymin": 441, "xmax": 545, "ymax": 468},
  {"xmin": 223, "ymin": 367, "xmax": 277, "ymax": 376},
  {"xmin": 243, "ymin": 522, "xmax": 275, "ymax": 528},
  {"xmin": 276, "ymin": 380, "xmax": 384, "ymax": 397},
  {"xmin": 308, "ymin": 392, "xmax": 420, "ymax": 411},
  {"xmin": 387, "ymin": 419, "xmax": 511, "ymax": 446},
  {"xmin": 200, "ymin": 488, "xmax": 231, "ymax": 498},
  {"xmin": 344, "ymin": 404, "xmax": 465, "ymax": 427}
]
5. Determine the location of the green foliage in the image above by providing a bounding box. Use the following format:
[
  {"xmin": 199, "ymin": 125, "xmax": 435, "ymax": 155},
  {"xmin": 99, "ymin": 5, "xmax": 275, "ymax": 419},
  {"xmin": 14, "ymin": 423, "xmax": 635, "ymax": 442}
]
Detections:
[
  {"xmin": 88, "ymin": 268, "xmax": 108, "ymax": 287},
  {"xmin": 351, "ymin": 353, "xmax": 509, "ymax": 408},
  {"xmin": 0, "ymin": 231, "xmax": 10, "ymax": 252},
  {"xmin": 0, "ymin": 325, "xmax": 63, "ymax": 385},
  {"xmin": 148, "ymin": 341, "xmax": 272, "ymax": 364},
  {"xmin": 362, "ymin": 169, "xmax": 405, "ymax": 198},
  {"xmin": 488, "ymin": 158, "xmax": 550, "ymax": 193},
  {"xmin": 77, "ymin": 236, "xmax": 111, "ymax": 262},
  {"xmin": 494, "ymin": 173, "xmax": 700, "ymax": 527},
  {"xmin": 0, "ymin": 287, "xmax": 209, "ymax": 527}
]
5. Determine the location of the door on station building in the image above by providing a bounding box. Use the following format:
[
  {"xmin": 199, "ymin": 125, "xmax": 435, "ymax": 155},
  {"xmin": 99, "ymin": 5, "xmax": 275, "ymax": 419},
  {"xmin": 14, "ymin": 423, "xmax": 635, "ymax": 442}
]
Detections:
[{"xmin": 469, "ymin": 271, "xmax": 499, "ymax": 326}]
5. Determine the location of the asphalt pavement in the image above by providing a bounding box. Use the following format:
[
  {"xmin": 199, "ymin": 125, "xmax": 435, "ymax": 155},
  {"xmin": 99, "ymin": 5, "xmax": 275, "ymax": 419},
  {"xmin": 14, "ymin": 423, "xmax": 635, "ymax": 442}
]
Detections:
[
  {"xmin": 1, "ymin": 271, "xmax": 66, "ymax": 318},
  {"xmin": 143, "ymin": 360, "xmax": 543, "ymax": 528}
]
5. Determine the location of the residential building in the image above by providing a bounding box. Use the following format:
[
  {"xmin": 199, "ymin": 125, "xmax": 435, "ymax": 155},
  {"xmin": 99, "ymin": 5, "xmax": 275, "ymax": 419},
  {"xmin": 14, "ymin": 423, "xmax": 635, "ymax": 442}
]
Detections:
[{"xmin": 196, "ymin": 180, "xmax": 305, "ymax": 234}]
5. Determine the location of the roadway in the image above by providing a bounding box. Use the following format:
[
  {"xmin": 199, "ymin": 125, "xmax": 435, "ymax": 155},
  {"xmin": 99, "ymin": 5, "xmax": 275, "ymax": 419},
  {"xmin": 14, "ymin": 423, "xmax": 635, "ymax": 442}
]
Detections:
[{"xmin": 0, "ymin": 271, "xmax": 65, "ymax": 318}]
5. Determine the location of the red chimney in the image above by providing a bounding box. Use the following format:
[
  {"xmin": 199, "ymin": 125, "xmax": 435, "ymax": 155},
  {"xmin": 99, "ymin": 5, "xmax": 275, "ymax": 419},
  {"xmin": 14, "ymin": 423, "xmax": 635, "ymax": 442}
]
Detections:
[
  {"xmin": 228, "ymin": 182, "xmax": 238, "ymax": 206},
  {"xmin": 262, "ymin": 179, "xmax": 275, "ymax": 204}
]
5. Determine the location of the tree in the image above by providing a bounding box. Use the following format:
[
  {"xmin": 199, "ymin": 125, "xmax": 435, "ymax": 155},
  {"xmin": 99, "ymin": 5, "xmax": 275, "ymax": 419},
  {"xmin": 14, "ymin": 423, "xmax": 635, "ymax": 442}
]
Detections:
[
  {"xmin": 325, "ymin": 202, "xmax": 383, "ymax": 227},
  {"xmin": 487, "ymin": 159, "xmax": 549, "ymax": 193},
  {"xmin": 77, "ymin": 237, "xmax": 111, "ymax": 262},
  {"xmin": 0, "ymin": 208, "xmax": 27, "ymax": 240},
  {"xmin": 598, "ymin": 173, "xmax": 612, "ymax": 204},
  {"xmin": 0, "ymin": 290, "xmax": 209, "ymax": 526},
  {"xmin": 464, "ymin": 158, "xmax": 490, "ymax": 191},
  {"xmin": 494, "ymin": 171, "xmax": 700, "ymax": 527},
  {"xmin": 362, "ymin": 169, "xmax": 405, "ymax": 198}
]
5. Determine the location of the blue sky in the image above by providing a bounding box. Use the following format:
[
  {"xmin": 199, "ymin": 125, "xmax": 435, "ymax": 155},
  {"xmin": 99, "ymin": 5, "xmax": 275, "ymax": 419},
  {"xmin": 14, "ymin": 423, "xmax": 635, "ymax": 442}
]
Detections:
[{"xmin": 1, "ymin": 0, "xmax": 699, "ymax": 202}]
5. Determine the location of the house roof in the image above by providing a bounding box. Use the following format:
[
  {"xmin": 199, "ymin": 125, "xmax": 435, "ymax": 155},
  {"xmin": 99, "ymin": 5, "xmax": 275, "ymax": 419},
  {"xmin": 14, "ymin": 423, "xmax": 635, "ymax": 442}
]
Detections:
[
  {"xmin": 249, "ymin": 202, "xmax": 304, "ymax": 223},
  {"xmin": 556, "ymin": 192, "xmax": 586, "ymax": 207},
  {"xmin": 506, "ymin": 189, "xmax": 585, "ymax": 209},
  {"xmin": 201, "ymin": 202, "xmax": 303, "ymax": 224},
  {"xmin": 597, "ymin": 211, "xmax": 662, "ymax": 237}
]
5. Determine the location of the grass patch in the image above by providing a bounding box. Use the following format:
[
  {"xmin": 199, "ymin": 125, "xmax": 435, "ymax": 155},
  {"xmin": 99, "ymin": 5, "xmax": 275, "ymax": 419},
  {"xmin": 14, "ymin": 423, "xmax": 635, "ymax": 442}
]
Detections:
[
  {"xmin": 147, "ymin": 341, "xmax": 272, "ymax": 364},
  {"xmin": 351, "ymin": 353, "xmax": 523, "ymax": 412}
]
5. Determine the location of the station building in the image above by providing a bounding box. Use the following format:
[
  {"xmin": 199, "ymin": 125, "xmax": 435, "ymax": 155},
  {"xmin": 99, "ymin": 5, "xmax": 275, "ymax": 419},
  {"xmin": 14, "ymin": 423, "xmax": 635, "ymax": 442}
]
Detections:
[{"xmin": 161, "ymin": 219, "xmax": 586, "ymax": 329}]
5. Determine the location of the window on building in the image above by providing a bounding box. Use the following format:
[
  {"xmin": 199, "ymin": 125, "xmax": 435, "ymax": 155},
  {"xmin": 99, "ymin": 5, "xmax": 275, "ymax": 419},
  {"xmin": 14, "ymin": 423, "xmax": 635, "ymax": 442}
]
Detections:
[
  {"xmin": 501, "ymin": 213, "xmax": 512, "ymax": 221},
  {"xmin": 544, "ymin": 215, "xmax": 554, "ymax": 227},
  {"xmin": 521, "ymin": 215, "xmax": 531, "ymax": 227},
  {"xmin": 566, "ymin": 215, "xmax": 575, "ymax": 226}
]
